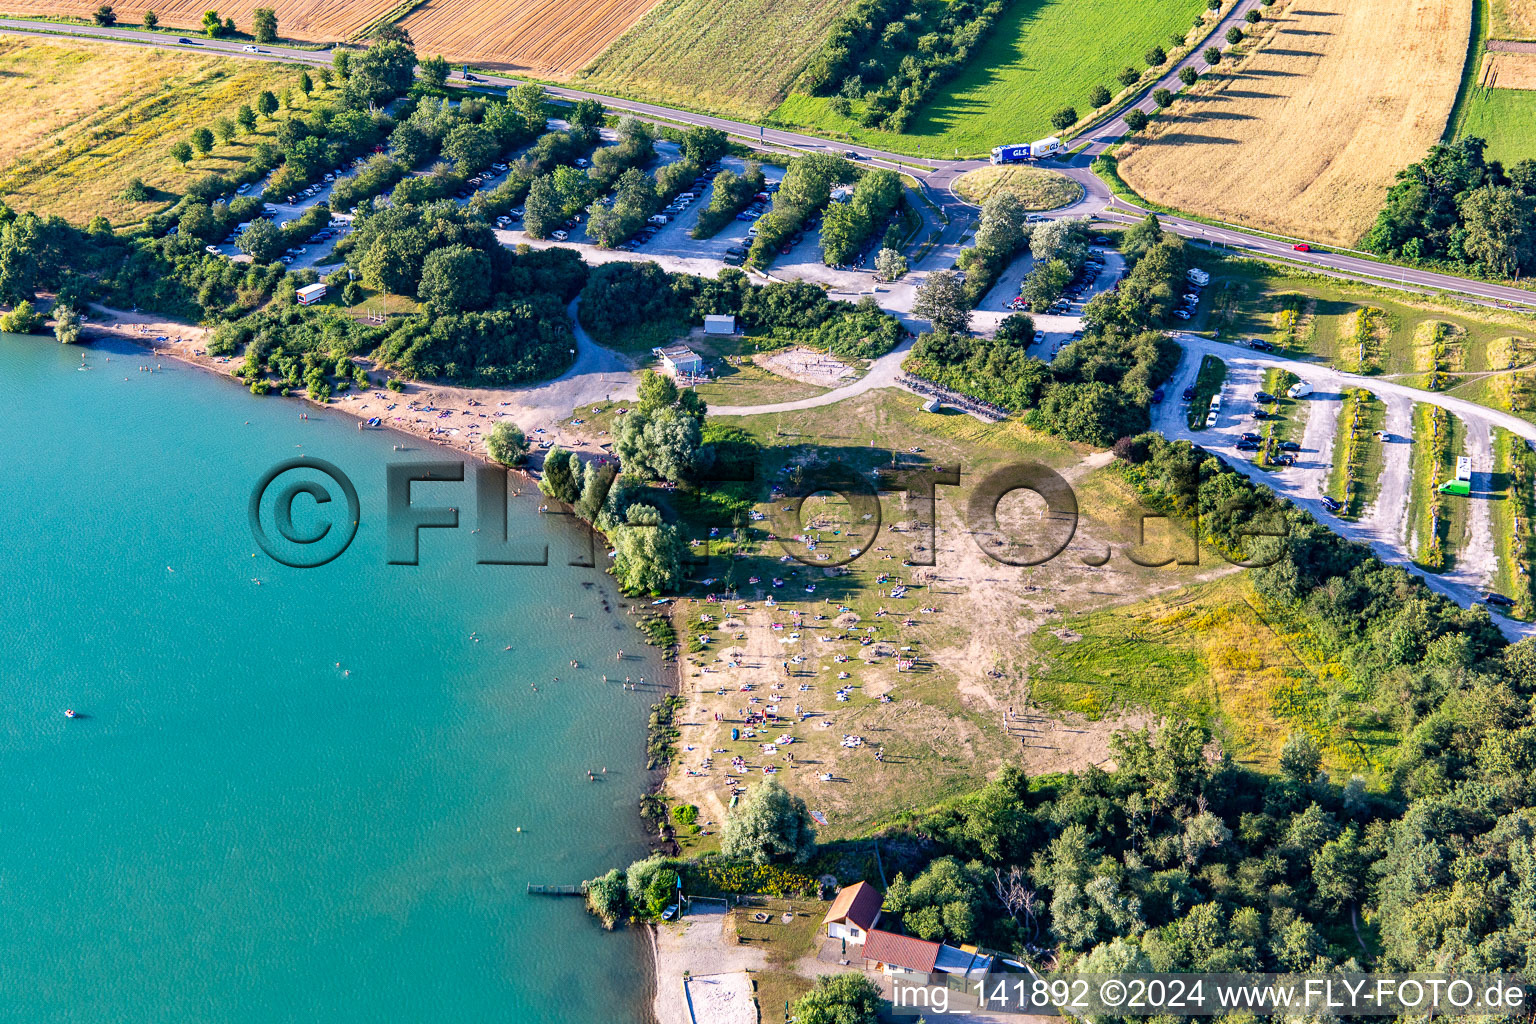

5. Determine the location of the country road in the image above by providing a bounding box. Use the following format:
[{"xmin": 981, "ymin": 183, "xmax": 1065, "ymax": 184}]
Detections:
[{"xmin": 7, "ymin": 14, "xmax": 1536, "ymax": 312}]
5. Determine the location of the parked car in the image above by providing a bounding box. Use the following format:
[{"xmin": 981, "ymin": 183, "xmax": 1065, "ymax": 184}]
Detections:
[
  {"xmin": 1240, "ymin": 432, "xmax": 1262, "ymax": 443},
  {"xmin": 1182, "ymin": 386, "xmax": 1196, "ymax": 401},
  {"xmin": 1485, "ymin": 592, "xmax": 1516, "ymax": 607},
  {"xmin": 1151, "ymin": 387, "xmax": 1165, "ymax": 404},
  {"xmin": 1236, "ymin": 440, "xmax": 1260, "ymax": 452},
  {"xmin": 1254, "ymin": 391, "xmax": 1275, "ymax": 403},
  {"xmin": 1249, "ymin": 339, "xmax": 1274, "ymax": 351},
  {"xmin": 1278, "ymin": 440, "xmax": 1301, "ymax": 451},
  {"xmin": 550, "ymin": 230, "xmax": 569, "ymax": 241},
  {"xmin": 204, "ymin": 245, "xmax": 221, "ymax": 255},
  {"xmin": 1174, "ymin": 309, "xmax": 1192, "ymax": 320},
  {"xmin": 1321, "ymin": 496, "xmax": 1343, "ymax": 512}
]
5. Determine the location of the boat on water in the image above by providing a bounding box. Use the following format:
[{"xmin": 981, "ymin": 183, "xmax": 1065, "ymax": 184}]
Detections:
[{"xmin": 64, "ymin": 709, "xmax": 77, "ymax": 718}]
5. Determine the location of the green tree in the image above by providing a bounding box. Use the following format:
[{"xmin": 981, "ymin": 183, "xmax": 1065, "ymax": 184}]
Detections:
[
  {"xmin": 1118, "ymin": 65, "xmax": 1140, "ymax": 87},
  {"xmin": 614, "ymin": 407, "xmax": 705, "ymax": 483},
  {"xmin": 486, "ymin": 421, "xmax": 529, "ymax": 467},
  {"xmin": 522, "ymin": 175, "xmax": 560, "ymax": 239},
  {"xmin": 53, "ymin": 305, "xmax": 83, "ymax": 345},
  {"xmin": 121, "ymin": 176, "xmax": 150, "ymax": 201},
  {"xmin": 1051, "ymin": 106, "xmax": 1078, "ymax": 132},
  {"xmin": 1145, "ymin": 45, "xmax": 1167, "ymax": 66},
  {"xmin": 0, "ymin": 299, "xmax": 43, "ymax": 333},
  {"xmin": 0, "ymin": 214, "xmax": 40, "ymax": 306},
  {"xmin": 624, "ymin": 855, "xmax": 680, "ymax": 916},
  {"xmin": 791, "ymin": 974, "xmax": 881, "ymax": 1024},
  {"xmin": 583, "ymin": 868, "xmax": 628, "ymax": 929},
  {"xmin": 93, "ymin": 5, "xmax": 116, "ymax": 25},
  {"xmin": 1204, "ymin": 46, "xmax": 1222, "ymax": 65},
  {"xmin": 510, "ymin": 83, "xmax": 549, "ymax": 127},
  {"xmin": 170, "ymin": 140, "xmax": 193, "ymax": 166},
  {"xmin": 442, "ymin": 122, "xmax": 497, "ymax": 170},
  {"xmin": 418, "ymin": 243, "xmax": 492, "ymax": 313},
  {"xmin": 1459, "ymin": 184, "xmax": 1535, "ymax": 278},
  {"xmin": 297, "ymin": 71, "xmax": 312, "ymax": 97},
  {"xmin": 318, "ymin": 66, "xmax": 333, "ymax": 88},
  {"xmin": 1245, "ymin": 8, "xmax": 1262, "ymax": 22},
  {"xmin": 236, "ymin": 104, "xmax": 257, "ymax": 132},
  {"xmin": 913, "ymin": 269, "xmax": 970, "ymax": 334},
  {"xmin": 236, "ymin": 218, "xmax": 284, "ymax": 262},
  {"xmin": 419, "ymin": 54, "xmax": 449, "ymax": 89},
  {"xmin": 256, "ymin": 90, "xmax": 278, "ymax": 118},
  {"xmin": 142, "ymin": 10, "xmax": 157, "ymax": 28},
  {"xmin": 1088, "ymin": 84, "xmax": 1111, "ymax": 107},
  {"xmin": 1226, "ymin": 26, "xmax": 1244, "ymax": 44},
  {"xmin": 190, "ymin": 126, "xmax": 215, "ymax": 155},
  {"xmin": 333, "ymin": 50, "xmax": 351, "ymax": 80},
  {"xmin": 251, "ymin": 7, "xmax": 276, "ymax": 43},
  {"xmin": 1124, "ymin": 108, "xmax": 1150, "ymax": 132},
  {"xmin": 1179, "ymin": 65, "xmax": 1199, "ymax": 86},
  {"xmin": 611, "ymin": 502, "xmax": 682, "ymax": 594},
  {"xmin": 201, "ymin": 9, "xmax": 222, "ymax": 37},
  {"xmin": 568, "ymin": 97, "xmax": 605, "ymax": 129},
  {"xmin": 345, "ymin": 39, "xmax": 416, "ymax": 108},
  {"xmin": 874, "ymin": 247, "xmax": 907, "ymax": 282},
  {"xmin": 974, "ymin": 190, "xmax": 1028, "ymax": 258},
  {"xmin": 720, "ymin": 778, "xmax": 816, "ymax": 864},
  {"xmin": 997, "ymin": 312, "xmax": 1035, "ymax": 346},
  {"xmin": 539, "ymin": 446, "xmax": 580, "ymax": 504},
  {"xmin": 884, "ymin": 856, "xmax": 985, "ymax": 943},
  {"xmin": 1153, "ymin": 88, "xmax": 1173, "ymax": 108},
  {"xmin": 213, "ymin": 116, "xmax": 236, "ymax": 143},
  {"xmin": 1279, "ymin": 731, "xmax": 1323, "ymax": 783}
]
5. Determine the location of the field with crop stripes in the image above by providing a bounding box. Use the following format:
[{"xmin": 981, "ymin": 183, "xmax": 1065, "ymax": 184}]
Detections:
[
  {"xmin": 401, "ymin": 0, "xmax": 660, "ymax": 78},
  {"xmin": 576, "ymin": 0, "xmax": 848, "ymax": 118},
  {"xmin": 0, "ymin": 0, "xmax": 393, "ymax": 39}
]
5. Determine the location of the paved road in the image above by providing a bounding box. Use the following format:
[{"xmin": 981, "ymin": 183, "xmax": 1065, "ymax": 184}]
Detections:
[
  {"xmin": 1155, "ymin": 335, "xmax": 1535, "ymax": 639},
  {"xmin": 10, "ymin": 13, "xmax": 1536, "ymax": 310}
]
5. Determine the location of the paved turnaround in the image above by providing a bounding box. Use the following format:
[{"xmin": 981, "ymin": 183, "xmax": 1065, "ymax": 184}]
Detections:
[{"xmin": 5, "ymin": 12, "xmax": 1536, "ymax": 310}]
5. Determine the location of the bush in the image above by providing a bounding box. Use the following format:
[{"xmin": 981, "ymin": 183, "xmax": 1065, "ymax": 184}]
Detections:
[
  {"xmin": 584, "ymin": 868, "xmax": 628, "ymax": 928},
  {"xmin": 1124, "ymin": 109, "xmax": 1150, "ymax": 132},
  {"xmin": 1088, "ymin": 84, "xmax": 1111, "ymax": 108}
]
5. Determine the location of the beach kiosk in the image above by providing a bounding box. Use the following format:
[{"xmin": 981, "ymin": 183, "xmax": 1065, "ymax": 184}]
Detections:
[{"xmin": 1439, "ymin": 456, "xmax": 1472, "ymax": 496}]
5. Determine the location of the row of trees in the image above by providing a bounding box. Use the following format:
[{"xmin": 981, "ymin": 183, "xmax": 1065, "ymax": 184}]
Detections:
[
  {"xmin": 748, "ymin": 152, "xmax": 855, "ymax": 266},
  {"xmin": 819, "ymin": 168, "xmax": 901, "ymax": 266},
  {"xmin": 692, "ymin": 163, "xmax": 766, "ymax": 239}
]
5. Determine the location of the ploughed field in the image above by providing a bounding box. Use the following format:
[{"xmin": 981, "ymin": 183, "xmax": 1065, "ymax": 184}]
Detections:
[
  {"xmin": 401, "ymin": 0, "xmax": 662, "ymax": 78},
  {"xmin": 1115, "ymin": 0, "xmax": 1471, "ymax": 246},
  {"xmin": 0, "ymin": 0, "xmax": 395, "ymax": 38}
]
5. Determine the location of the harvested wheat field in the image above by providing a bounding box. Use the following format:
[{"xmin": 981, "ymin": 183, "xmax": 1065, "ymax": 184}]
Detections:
[
  {"xmin": 1481, "ymin": 50, "xmax": 1536, "ymax": 89},
  {"xmin": 577, "ymin": 0, "xmax": 848, "ymax": 118},
  {"xmin": 0, "ymin": 38, "xmax": 314, "ymax": 223},
  {"xmin": 0, "ymin": 0, "xmax": 393, "ymax": 39},
  {"xmin": 401, "ymin": 0, "xmax": 660, "ymax": 78},
  {"xmin": 1116, "ymin": 0, "xmax": 1471, "ymax": 247},
  {"xmin": 1493, "ymin": 0, "xmax": 1536, "ymax": 40}
]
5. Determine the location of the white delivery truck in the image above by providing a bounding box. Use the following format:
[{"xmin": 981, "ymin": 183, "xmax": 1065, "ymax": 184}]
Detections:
[
  {"xmin": 1287, "ymin": 380, "xmax": 1313, "ymax": 399},
  {"xmin": 1029, "ymin": 136, "xmax": 1065, "ymax": 159}
]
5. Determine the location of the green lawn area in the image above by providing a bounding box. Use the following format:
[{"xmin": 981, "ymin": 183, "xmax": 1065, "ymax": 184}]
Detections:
[
  {"xmin": 768, "ymin": 0, "xmax": 1209, "ymax": 158},
  {"xmin": 1490, "ymin": 427, "xmax": 1533, "ymax": 618},
  {"xmin": 1325, "ymin": 388, "xmax": 1386, "ymax": 520},
  {"xmin": 1187, "ymin": 354, "xmax": 1226, "ymax": 429},
  {"xmin": 1193, "ymin": 257, "xmax": 1536, "ymax": 377},
  {"xmin": 1457, "ymin": 87, "xmax": 1536, "ymax": 166},
  {"xmin": 951, "ymin": 165, "xmax": 1084, "ymax": 209},
  {"xmin": 1254, "ymin": 368, "xmax": 1302, "ymax": 470},
  {"xmin": 1407, "ymin": 404, "xmax": 1469, "ymax": 573}
]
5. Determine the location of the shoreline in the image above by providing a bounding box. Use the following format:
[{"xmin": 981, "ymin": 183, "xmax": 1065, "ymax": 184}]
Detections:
[{"xmin": 66, "ymin": 312, "xmax": 679, "ymax": 1023}]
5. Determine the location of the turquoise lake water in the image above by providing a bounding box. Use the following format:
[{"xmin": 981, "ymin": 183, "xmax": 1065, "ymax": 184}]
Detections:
[{"xmin": 0, "ymin": 334, "xmax": 657, "ymax": 1023}]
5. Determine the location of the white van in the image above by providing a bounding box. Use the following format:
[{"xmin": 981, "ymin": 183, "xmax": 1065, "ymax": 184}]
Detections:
[{"xmin": 1288, "ymin": 381, "xmax": 1313, "ymax": 399}]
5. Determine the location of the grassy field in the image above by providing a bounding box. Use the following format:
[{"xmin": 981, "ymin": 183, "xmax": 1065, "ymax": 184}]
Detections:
[
  {"xmin": 768, "ymin": 0, "xmax": 1209, "ymax": 158},
  {"xmin": 1192, "ymin": 258, "xmax": 1536, "ymax": 379},
  {"xmin": 0, "ymin": 38, "xmax": 317, "ymax": 225},
  {"xmin": 1457, "ymin": 86, "xmax": 1536, "ymax": 165},
  {"xmin": 688, "ymin": 335, "xmax": 834, "ymax": 407},
  {"xmin": 1492, "ymin": 0, "xmax": 1536, "ymax": 38},
  {"xmin": 1187, "ymin": 354, "xmax": 1226, "ymax": 429},
  {"xmin": 1254, "ymin": 367, "xmax": 1302, "ymax": 470},
  {"xmin": 0, "ymin": 0, "xmax": 391, "ymax": 39},
  {"xmin": 1324, "ymin": 389, "xmax": 1385, "ymax": 519},
  {"xmin": 1407, "ymin": 403, "xmax": 1469, "ymax": 572},
  {"xmin": 950, "ymin": 166, "xmax": 1083, "ymax": 209},
  {"xmin": 1028, "ymin": 576, "xmax": 1395, "ymax": 773},
  {"xmin": 402, "ymin": 0, "xmax": 657, "ymax": 77},
  {"xmin": 1117, "ymin": 0, "xmax": 1473, "ymax": 246},
  {"xmin": 575, "ymin": 0, "xmax": 848, "ymax": 119},
  {"xmin": 1489, "ymin": 427, "xmax": 1532, "ymax": 616}
]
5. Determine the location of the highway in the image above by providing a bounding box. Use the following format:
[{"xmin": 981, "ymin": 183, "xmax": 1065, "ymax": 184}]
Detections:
[{"xmin": 4, "ymin": 14, "xmax": 1536, "ymax": 310}]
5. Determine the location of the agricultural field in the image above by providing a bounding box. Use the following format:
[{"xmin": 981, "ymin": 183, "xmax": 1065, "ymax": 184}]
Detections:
[
  {"xmin": 770, "ymin": 0, "xmax": 1209, "ymax": 158},
  {"xmin": 1116, "ymin": 0, "xmax": 1472, "ymax": 246},
  {"xmin": 576, "ymin": 0, "xmax": 848, "ymax": 119},
  {"xmin": 1192, "ymin": 258, "xmax": 1536, "ymax": 381},
  {"xmin": 950, "ymin": 165, "xmax": 1082, "ymax": 209},
  {"xmin": 1457, "ymin": 84, "xmax": 1536, "ymax": 165},
  {"xmin": 0, "ymin": 0, "xmax": 390, "ymax": 39},
  {"xmin": 401, "ymin": 0, "xmax": 659, "ymax": 78},
  {"xmin": 1492, "ymin": 0, "xmax": 1536, "ymax": 39},
  {"xmin": 0, "ymin": 38, "xmax": 314, "ymax": 224}
]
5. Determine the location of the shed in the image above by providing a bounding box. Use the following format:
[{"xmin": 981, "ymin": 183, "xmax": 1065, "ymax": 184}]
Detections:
[
  {"xmin": 822, "ymin": 882, "xmax": 882, "ymax": 944},
  {"xmin": 656, "ymin": 343, "xmax": 705, "ymax": 378},
  {"xmin": 296, "ymin": 283, "xmax": 328, "ymax": 306},
  {"xmin": 703, "ymin": 314, "xmax": 737, "ymax": 336},
  {"xmin": 862, "ymin": 930, "xmax": 940, "ymax": 975}
]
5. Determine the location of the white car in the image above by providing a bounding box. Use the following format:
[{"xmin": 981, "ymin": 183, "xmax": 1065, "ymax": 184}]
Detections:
[
  {"xmin": 204, "ymin": 245, "xmax": 221, "ymax": 255},
  {"xmin": 550, "ymin": 230, "xmax": 569, "ymax": 241},
  {"xmin": 242, "ymin": 45, "xmax": 260, "ymax": 53}
]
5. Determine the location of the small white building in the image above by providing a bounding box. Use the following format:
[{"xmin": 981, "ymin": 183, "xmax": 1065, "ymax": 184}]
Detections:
[
  {"xmin": 656, "ymin": 343, "xmax": 705, "ymax": 378},
  {"xmin": 703, "ymin": 314, "xmax": 737, "ymax": 336},
  {"xmin": 296, "ymin": 282, "xmax": 328, "ymax": 306},
  {"xmin": 823, "ymin": 882, "xmax": 882, "ymax": 945}
]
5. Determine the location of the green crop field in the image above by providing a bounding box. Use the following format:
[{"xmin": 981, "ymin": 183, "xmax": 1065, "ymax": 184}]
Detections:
[
  {"xmin": 575, "ymin": 0, "xmax": 848, "ymax": 120},
  {"xmin": 1458, "ymin": 87, "xmax": 1536, "ymax": 166},
  {"xmin": 769, "ymin": 0, "xmax": 1208, "ymax": 158}
]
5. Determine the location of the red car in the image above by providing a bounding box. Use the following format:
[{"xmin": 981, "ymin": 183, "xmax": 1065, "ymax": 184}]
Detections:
[{"xmin": 1293, "ymin": 243, "xmax": 1311, "ymax": 252}]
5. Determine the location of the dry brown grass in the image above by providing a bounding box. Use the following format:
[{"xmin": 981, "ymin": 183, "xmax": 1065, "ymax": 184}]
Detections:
[
  {"xmin": 1116, "ymin": 0, "xmax": 1471, "ymax": 247},
  {"xmin": 1493, "ymin": 0, "xmax": 1536, "ymax": 39},
  {"xmin": 0, "ymin": 0, "xmax": 393, "ymax": 39},
  {"xmin": 0, "ymin": 37, "xmax": 316, "ymax": 223},
  {"xmin": 400, "ymin": 0, "xmax": 660, "ymax": 78},
  {"xmin": 1480, "ymin": 50, "xmax": 1536, "ymax": 89}
]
